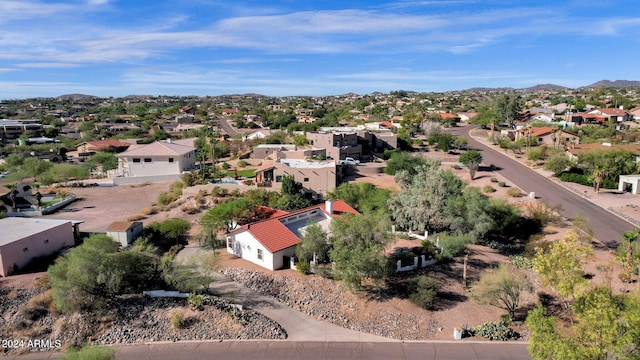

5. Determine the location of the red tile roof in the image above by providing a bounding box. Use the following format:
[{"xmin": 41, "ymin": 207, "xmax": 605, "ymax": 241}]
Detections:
[{"xmin": 232, "ymin": 200, "xmax": 358, "ymax": 253}]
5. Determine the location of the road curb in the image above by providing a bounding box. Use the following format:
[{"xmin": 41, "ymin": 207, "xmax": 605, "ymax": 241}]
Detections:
[{"xmin": 468, "ymin": 129, "xmax": 639, "ymax": 230}]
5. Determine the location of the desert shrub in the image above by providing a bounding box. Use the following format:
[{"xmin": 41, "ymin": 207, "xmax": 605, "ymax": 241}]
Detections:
[
  {"xmin": 237, "ymin": 160, "xmax": 248, "ymax": 168},
  {"xmin": 211, "ymin": 186, "xmax": 229, "ymax": 198},
  {"xmin": 438, "ymin": 233, "xmax": 474, "ymax": 258},
  {"xmin": 188, "ymin": 293, "xmax": 205, "ymax": 311},
  {"xmin": 451, "ymin": 164, "xmax": 462, "ymax": 170},
  {"xmin": 483, "ymin": 185, "xmax": 496, "ymax": 193},
  {"xmin": 170, "ymin": 309, "xmax": 187, "ymax": 329},
  {"xmin": 61, "ymin": 345, "xmax": 114, "ymax": 360},
  {"xmin": 180, "ymin": 172, "xmax": 196, "ymax": 187},
  {"xmin": 296, "ymin": 258, "xmax": 311, "ymax": 275},
  {"xmin": 498, "ymin": 181, "xmax": 506, "ymax": 187},
  {"xmin": 180, "ymin": 205, "xmax": 200, "ymax": 214},
  {"xmin": 126, "ymin": 214, "xmax": 146, "ymax": 221},
  {"xmin": 473, "ymin": 321, "xmax": 518, "ymax": 341},
  {"xmin": 157, "ymin": 191, "xmax": 177, "ymax": 206},
  {"xmin": 408, "ymin": 276, "xmax": 439, "ymax": 310},
  {"xmin": 490, "ymin": 177, "xmax": 498, "ymax": 183},
  {"xmin": 507, "ymin": 188, "xmax": 521, "ymax": 197},
  {"xmin": 521, "ymin": 200, "xmax": 561, "ymax": 227},
  {"xmin": 526, "ymin": 146, "xmax": 547, "ymax": 161},
  {"xmin": 244, "ymin": 179, "xmax": 254, "ymax": 186},
  {"xmin": 141, "ymin": 207, "xmax": 157, "ymax": 215},
  {"xmin": 509, "ymin": 254, "xmax": 533, "ymax": 269},
  {"xmin": 20, "ymin": 289, "xmax": 55, "ymax": 320},
  {"xmin": 559, "ymin": 172, "xmax": 591, "ymax": 187}
]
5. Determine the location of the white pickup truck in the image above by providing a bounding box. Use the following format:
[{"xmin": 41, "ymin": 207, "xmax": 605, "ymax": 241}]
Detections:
[{"xmin": 339, "ymin": 157, "xmax": 360, "ymax": 165}]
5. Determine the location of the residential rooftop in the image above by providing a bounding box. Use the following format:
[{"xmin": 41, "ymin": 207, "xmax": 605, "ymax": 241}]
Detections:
[
  {"xmin": 279, "ymin": 159, "xmax": 335, "ymax": 169},
  {"xmin": 1, "ymin": 218, "xmax": 73, "ymax": 247}
]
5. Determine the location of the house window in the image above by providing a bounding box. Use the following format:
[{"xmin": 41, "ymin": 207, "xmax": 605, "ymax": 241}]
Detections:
[
  {"xmin": 257, "ymin": 249, "xmax": 263, "ymax": 261},
  {"xmin": 144, "ymin": 158, "xmax": 152, "ymax": 163},
  {"xmin": 23, "ymin": 247, "xmax": 28, "ymax": 252},
  {"xmin": 44, "ymin": 239, "xmax": 49, "ymax": 244},
  {"xmin": 276, "ymin": 175, "xmax": 283, "ymax": 182},
  {"xmin": 303, "ymin": 177, "xmax": 309, "ymax": 182},
  {"xmin": 168, "ymin": 158, "xmax": 174, "ymax": 163},
  {"xmin": 133, "ymin": 158, "xmax": 141, "ymax": 163}
]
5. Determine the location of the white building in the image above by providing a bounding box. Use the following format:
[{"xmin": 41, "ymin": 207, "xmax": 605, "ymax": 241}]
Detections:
[
  {"xmin": 116, "ymin": 140, "xmax": 196, "ymax": 183},
  {"xmin": 226, "ymin": 200, "xmax": 358, "ymax": 270},
  {"xmin": 0, "ymin": 218, "xmax": 76, "ymax": 276},
  {"xmin": 106, "ymin": 221, "xmax": 144, "ymax": 247}
]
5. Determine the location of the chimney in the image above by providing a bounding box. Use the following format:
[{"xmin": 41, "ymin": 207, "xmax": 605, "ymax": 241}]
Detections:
[{"xmin": 325, "ymin": 199, "xmax": 334, "ymax": 215}]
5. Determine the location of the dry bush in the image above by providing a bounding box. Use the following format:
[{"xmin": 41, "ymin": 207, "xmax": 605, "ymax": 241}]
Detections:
[
  {"xmin": 7, "ymin": 289, "xmax": 18, "ymax": 299},
  {"xmin": 20, "ymin": 289, "xmax": 55, "ymax": 320},
  {"xmin": 141, "ymin": 206, "xmax": 158, "ymax": 215},
  {"xmin": 180, "ymin": 205, "xmax": 200, "ymax": 214},
  {"xmin": 519, "ymin": 200, "xmax": 562, "ymax": 226},
  {"xmin": 170, "ymin": 309, "xmax": 187, "ymax": 329},
  {"xmin": 507, "ymin": 188, "xmax": 522, "ymax": 197},
  {"xmin": 126, "ymin": 213, "xmax": 147, "ymax": 221},
  {"xmin": 34, "ymin": 273, "xmax": 50, "ymax": 288}
]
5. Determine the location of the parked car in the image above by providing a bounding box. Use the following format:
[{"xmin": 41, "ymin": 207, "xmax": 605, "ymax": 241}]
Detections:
[{"xmin": 339, "ymin": 157, "xmax": 360, "ymax": 165}]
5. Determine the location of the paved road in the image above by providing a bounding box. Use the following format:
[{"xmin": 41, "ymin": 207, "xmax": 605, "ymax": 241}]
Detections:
[
  {"xmin": 216, "ymin": 116, "xmax": 239, "ymax": 135},
  {"xmin": 450, "ymin": 126, "xmax": 635, "ymax": 247},
  {"xmin": 11, "ymin": 341, "xmax": 531, "ymax": 360}
]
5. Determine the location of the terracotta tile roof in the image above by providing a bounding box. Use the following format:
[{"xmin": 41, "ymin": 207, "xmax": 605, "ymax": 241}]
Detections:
[
  {"xmin": 117, "ymin": 141, "xmax": 195, "ymax": 157},
  {"xmin": 232, "ymin": 200, "xmax": 359, "ymax": 253}
]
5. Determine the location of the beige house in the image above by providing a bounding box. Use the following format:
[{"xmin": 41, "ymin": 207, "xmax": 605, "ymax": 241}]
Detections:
[
  {"xmin": 255, "ymin": 159, "xmax": 340, "ymax": 199},
  {"xmin": 0, "ymin": 218, "xmax": 75, "ymax": 276},
  {"xmin": 306, "ymin": 127, "xmax": 397, "ymax": 161},
  {"xmin": 115, "ymin": 140, "xmax": 196, "ymax": 183}
]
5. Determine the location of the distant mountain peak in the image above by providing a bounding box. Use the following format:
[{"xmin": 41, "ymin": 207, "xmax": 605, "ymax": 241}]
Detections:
[{"xmin": 583, "ymin": 80, "xmax": 640, "ymax": 88}]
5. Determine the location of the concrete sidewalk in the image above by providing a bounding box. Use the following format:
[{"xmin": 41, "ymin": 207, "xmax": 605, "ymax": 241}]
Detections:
[
  {"xmin": 176, "ymin": 246, "xmax": 397, "ymax": 342},
  {"xmin": 469, "ymin": 127, "xmax": 640, "ymax": 227}
]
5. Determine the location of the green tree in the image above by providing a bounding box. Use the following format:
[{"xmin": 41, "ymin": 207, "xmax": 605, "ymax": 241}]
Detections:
[
  {"xmin": 472, "ymin": 263, "xmax": 531, "ymax": 320},
  {"xmin": 617, "ymin": 228, "xmax": 640, "ymax": 283},
  {"xmin": 532, "ymin": 232, "xmax": 592, "ymax": 304},
  {"xmin": 329, "ymin": 212, "xmax": 392, "ymax": 289},
  {"xmin": 527, "ymin": 286, "xmax": 640, "ymax": 360},
  {"xmin": 494, "ymin": 94, "xmax": 522, "ymax": 129},
  {"xmin": 88, "ymin": 152, "xmax": 118, "ymax": 171},
  {"xmin": 388, "ymin": 159, "xmax": 464, "ymax": 233},
  {"xmin": 384, "ymin": 152, "xmax": 427, "ymax": 176},
  {"xmin": 296, "ymin": 221, "xmax": 330, "ymax": 264},
  {"xmin": 544, "ymin": 153, "xmax": 571, "ymax": 176},
  {"xmin": 200, "ymin": 198, "xmax": 256, "ymax": 233},
  {"xmin": 328, "ymin": 182, "xmax": 390, "ymax": 215},
  {"xmin": 142, "ymin": 219, "xmax": 191, "ymax": 251},
  {"xmin": 48, "ymin": 234, "xmax": 161, "ymax": 313},
  {"xmin": 22, "ymin": 157, "xmax": 53, "ymax": 182},
  {"xmin": 459, "ymin": 149, "xmax": 482, "ymax": 180}
]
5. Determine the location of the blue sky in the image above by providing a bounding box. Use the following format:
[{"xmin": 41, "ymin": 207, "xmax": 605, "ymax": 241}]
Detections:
[{"xmin": 1, "ymin": 0, "xmax": 640, "ymax": 99}]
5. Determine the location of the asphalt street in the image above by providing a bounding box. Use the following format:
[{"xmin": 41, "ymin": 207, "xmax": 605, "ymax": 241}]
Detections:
[
  {"xmin": 10, "ymin": 341, "xmax": 531, "ymax": 360},
  {"xmin": 451, "ymin": 126, "xmax": 635, "ymax": 247}
]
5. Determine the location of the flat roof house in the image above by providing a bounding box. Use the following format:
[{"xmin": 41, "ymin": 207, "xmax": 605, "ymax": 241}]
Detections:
[
  {"xmin": 255, "ymin": 159, "xmax": 341, "ymax": 199},
  {"xmin": 226, "ymin": 200, "xmax": 358, "ymax": 270},
  {"xmin": 0, "ymin": 218, "xmax": 75, "ymax": 276}
]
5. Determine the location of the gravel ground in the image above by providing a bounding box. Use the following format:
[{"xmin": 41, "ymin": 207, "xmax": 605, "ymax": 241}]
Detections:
[
  {"xmin": 0, "ymin": 287, "xmax": 285, "ymax": 356},
  {"xmin": 220, "ymin": 268, "xmax": 440, "ymax": 340}
]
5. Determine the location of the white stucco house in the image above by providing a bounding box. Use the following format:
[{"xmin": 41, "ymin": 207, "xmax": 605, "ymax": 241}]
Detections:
[
  {"xmin": 226, "ymin": 200, "xmax": 358, "ymax": 270},
  {"xmin": 619, "ymin": 175, "xmax": 640, "ymax": 195},
  {"xmin": 115, "ymin": 140, "xmax": 196, "ymax": 184}
]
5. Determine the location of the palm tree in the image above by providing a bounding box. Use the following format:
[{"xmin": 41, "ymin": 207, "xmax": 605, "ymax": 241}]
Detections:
[{"xmin": 592, "ymin": 165, "xmax": 606, "ymax": 193}]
